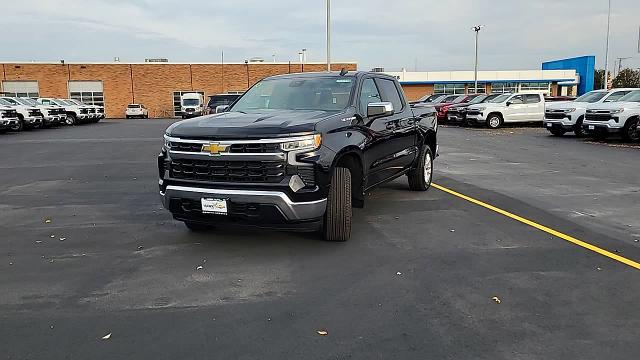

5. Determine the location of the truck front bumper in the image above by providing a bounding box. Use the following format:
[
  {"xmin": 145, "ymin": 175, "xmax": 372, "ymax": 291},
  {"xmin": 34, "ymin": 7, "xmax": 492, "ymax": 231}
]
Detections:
[
  {"xmin": 24, "ymin": 116, "xmax": 43, "ymax": 126},
  {"xmin": 0, "ymin": 118, "xmax": 19, "ymax": 129},
  {"xmin": 160, "ymin": 185, "xmax": 327, "ymax": 230},
  {"xmin": 544, "ymin": 119, "xmax": 575, "ymax": 131},
  {"xmin": 582, "ymin": 121, "xmax": 623, "ymax": 134},
  {"xmin": 465, "ymin": 113, "xmax": 486, "ymax": 124}
]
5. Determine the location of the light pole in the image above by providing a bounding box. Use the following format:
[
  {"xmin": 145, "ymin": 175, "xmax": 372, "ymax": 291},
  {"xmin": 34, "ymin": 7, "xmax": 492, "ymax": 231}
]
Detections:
[
  {"xmin": 326, "ymin": 0, "xmax": 331, "ymax": 72},
  {"xmin": 472, "ymin": 25, "xmax": 484, "ymax": 94},
  {"xmin": 604, "ymin": 0, "xmax": 611, "ymax": 89}
]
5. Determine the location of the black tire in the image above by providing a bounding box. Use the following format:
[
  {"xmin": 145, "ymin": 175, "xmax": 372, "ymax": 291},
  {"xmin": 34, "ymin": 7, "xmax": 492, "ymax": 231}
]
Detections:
[
  {"xmin": 65, "ymin": 114, "xmax": 76, "ymax": 126},
  {"xmin": 621, "ymin": 118, "xmax": 640, "ymax": 142},
  {"xmin": 408, "ymin": 146, "xmax": 434, "ymax": 191},
  {"xmin": 11, "ymin": 117, "xmax": 24, "ymax": 132},
  {"xmin": 126, "ymin": 115, "xmax": 130, "ymax": 119},
  {"xmin": 573, "ymin": 116, "xmax": 585, "ymax": 137},
  {"xmin": 323, "ymin": 167, "xmax": 352, "ymax": 242},
  {"xmin": 486, "ymin": 113, "xmax": 503, "ymax": 129},
  {"xmin": 550, "ymin": 128, "xmax": 566, "ymax": 136},
  {"xmin": 184, "ymin": 221, "xmax": 213, "ymax": 232}
]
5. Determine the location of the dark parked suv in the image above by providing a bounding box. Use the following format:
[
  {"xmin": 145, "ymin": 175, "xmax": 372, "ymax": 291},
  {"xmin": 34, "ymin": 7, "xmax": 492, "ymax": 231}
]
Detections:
[{"xmin": 159, "ymin": 71, "xmax": 438, "ymax": 241}]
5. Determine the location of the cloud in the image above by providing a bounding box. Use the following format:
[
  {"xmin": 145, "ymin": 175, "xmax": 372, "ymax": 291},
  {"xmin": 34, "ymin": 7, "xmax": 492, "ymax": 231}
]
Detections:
[{"xmin": 1, "ymin": 0, "xmax": 639, "ymax": 71}]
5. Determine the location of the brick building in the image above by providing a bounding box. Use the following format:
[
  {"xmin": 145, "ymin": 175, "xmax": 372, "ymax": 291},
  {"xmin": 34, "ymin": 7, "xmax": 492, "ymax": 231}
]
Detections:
[{"xmin": 0, "ymin": 62, "xmax": 357, "ymax": 118}]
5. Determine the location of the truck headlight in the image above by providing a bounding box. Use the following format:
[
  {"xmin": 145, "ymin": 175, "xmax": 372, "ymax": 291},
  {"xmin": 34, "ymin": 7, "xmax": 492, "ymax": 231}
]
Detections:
[
  {"xmin": 280, "ymin": 134, "xmax": 322, "ymax": 151},
  {"xmin": 564, "ymin": 108, "xmax": 576, "ymax": 113},
  {"xmin": 475, "ymin": 107, "xmax": 486, "ymax": 112},
  {"xmin": 610, "ymin": 108, "xmax": 624, "ymax": 114}
]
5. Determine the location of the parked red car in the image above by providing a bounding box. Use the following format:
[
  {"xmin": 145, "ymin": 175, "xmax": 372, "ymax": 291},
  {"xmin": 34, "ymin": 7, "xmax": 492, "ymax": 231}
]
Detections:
[{"xmin": 434, "ymin": 94, "xmax": 483, "ymax": 121}]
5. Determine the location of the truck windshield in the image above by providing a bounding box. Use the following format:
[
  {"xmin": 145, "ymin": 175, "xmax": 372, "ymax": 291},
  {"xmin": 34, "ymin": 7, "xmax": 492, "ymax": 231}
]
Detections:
[
  {"xmin": 182, "ymin": 99, "xmax": 200, "ymax": 106},
  {"xmin": 468, "ymin": 95, "xmax": 488, "ymax": 104},
  {"xmin": 575, "ymin": 91, "xmax": 607, "ymax": 103},
  {"xmin": 0, "ymin": 98, "xmax": 13, "ymax": 106},
  {"xmin": 487, "ymin": 94, "xmax": 511, "ymax": 103},
  {"xmin": 16, "ymin": 98, "xmax": 36, "ymax": 106},
  {"xmin": 231, "ymin": 77, "xmax": 355, "ymax": 112},
  {"xmin": 618, "ymin": 90, "xmax": 640, "ymax": 103}
]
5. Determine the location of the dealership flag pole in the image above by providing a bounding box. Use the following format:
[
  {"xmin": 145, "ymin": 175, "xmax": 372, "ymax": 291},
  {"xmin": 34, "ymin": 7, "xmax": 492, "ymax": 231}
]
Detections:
[
  {"xmin": 327, "ymin": 0, "xmax": 331, "ymax": 72},
  {"xmin": 604, "ymin": 0, "xmax": 611, "ymax": 89}
]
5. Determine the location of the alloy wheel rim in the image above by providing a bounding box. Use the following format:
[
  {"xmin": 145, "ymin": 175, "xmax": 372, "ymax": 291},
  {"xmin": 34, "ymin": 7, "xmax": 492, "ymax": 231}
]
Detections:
[
  {"xmin": 489, "ymin": 117, "xmax": 499, "ymax": 128},
  {"xmin": 424, "ymin": 152, "xmax": 432, "ymax": 185}
]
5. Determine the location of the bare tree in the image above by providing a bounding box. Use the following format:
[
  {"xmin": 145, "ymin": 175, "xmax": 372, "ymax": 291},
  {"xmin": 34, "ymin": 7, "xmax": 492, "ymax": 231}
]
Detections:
[{"xmin": 612, "ymin": 68, "xmax": 640, "ymax": 88}]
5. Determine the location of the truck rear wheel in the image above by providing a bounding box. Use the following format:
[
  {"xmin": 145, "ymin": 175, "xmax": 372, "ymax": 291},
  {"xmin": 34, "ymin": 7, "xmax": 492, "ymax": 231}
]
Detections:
[
  {"xmin": 408, "ymin": 146, "xmax": 433, "ymax": 191},
  {"xmin": 323, "ymin": 167, "xmax": 352, "ymax": 242}
]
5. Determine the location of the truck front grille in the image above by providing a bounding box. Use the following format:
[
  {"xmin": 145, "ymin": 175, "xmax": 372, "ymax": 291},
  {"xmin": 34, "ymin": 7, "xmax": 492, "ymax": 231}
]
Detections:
[
  {"xmin": 168, "ymin": 141, "xmax": 282, "ymax": 154},
  {"xmin": 1, "ymin": 110, "xmax": 18, "ymax": 118},
  {"xmin": 170, "ymin": 159, "xmax": 285, "ymax": 183},
  {"xmin": 545, "ymin": 112, "xmax": 568, "ymax": 119},
  {"xmin": 28, "ymin": 110, "xmax": 42, "ymax": 117},
  {"xmin": 585, "ymin": 112, "xmax": 613, "ymax": 122}
]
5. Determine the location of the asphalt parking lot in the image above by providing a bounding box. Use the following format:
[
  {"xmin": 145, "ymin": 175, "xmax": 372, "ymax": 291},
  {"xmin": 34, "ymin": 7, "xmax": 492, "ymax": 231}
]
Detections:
[{"xmin": 2, "ymin": 120, "xmax": 639, "ymax": 360}]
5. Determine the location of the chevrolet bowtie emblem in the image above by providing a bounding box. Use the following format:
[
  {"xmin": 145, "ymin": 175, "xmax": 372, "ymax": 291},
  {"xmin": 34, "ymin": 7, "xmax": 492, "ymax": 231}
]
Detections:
[{"xmin": 202, "ymin": 143, "xmax": 229, "ymax": 155}]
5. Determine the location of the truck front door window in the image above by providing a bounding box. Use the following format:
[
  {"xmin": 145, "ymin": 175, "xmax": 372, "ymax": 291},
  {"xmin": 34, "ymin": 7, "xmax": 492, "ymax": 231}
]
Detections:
[{"xmin": 359, "ymin": 78, "xmax": 381, "ymax": 114}]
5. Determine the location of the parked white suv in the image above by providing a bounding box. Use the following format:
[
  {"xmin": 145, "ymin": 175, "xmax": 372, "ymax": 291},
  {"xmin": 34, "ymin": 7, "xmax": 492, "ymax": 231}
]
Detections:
[
  {"xmin": 125, "ymin": 104, "xmax": 149, "ymax": 119},
  {"xmin": 583, "ymin": 90, "xmax": 640, "ymax": 141},
  {"xmin": 38, "ymin": 98, "xmax": 90, "ymax": 125},
  {"xmin": 466, "ymin": 93, "xmax": 545, "ymax": 129},
  {"xmin": 544, "ymin": 88, "xmax": 635, "ymax": 137},
  {"xmin": 0, "ymin": 97, "xmax": 44, "ymax": 131},
  {"xmin": 0, "ymin": 105, "xmax": 20, "ymax": 132}
]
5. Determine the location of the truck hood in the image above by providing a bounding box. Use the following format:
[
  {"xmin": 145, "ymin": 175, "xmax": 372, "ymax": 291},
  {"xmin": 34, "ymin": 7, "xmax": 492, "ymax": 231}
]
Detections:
[
  {"xmin": 587, "ymin": 101, "xmax": 640, "ymax": 111},
  {"xmin": 166, "ymin": 109, "xmax": 337, "ymax": 139},
  {"xmin": 546, "ymin": 101, "xmax": 588, "ymax": 110}
]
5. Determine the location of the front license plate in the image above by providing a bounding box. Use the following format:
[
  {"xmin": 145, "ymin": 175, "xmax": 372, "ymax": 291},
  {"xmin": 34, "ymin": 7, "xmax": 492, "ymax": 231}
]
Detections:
[
  {"xmin": 588, "ymin": 125, "xmax": 595, "ymax": 130},
  {"xmin": 546, "ymin": 123, "xmax": 552, "ymax": 127},
  {"xmin": 201, "ymin": 198, "xmax": 228, "ymax": 215}
]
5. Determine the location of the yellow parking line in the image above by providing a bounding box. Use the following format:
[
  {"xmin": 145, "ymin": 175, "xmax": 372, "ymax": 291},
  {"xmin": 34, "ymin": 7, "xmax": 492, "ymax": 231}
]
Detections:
[{"xmin": 432, "ymin": 183, "xmax": 640, "ymax": 270}]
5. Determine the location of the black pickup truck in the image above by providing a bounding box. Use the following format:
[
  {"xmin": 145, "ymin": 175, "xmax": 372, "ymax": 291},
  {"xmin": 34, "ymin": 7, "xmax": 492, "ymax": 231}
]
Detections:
[{"xmin": 159, "ymin": 71, "xmax": 438, "ymax": 241}]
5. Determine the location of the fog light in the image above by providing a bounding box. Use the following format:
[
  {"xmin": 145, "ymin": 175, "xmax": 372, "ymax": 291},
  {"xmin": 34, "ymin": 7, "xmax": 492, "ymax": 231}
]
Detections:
[{"xmin": 289, "ymin": 175, "xmax": 305, "ymax": 192}]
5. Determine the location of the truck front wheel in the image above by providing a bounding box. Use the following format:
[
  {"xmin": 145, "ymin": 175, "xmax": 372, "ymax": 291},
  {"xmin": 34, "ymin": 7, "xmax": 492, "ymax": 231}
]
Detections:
[
  {"xmin": 323, "ymin": 167, "xmax": 352, "ymax": 242},
  {"xmin": 408, "ymin": 146, "xmax": 433, "ymax": 191}
]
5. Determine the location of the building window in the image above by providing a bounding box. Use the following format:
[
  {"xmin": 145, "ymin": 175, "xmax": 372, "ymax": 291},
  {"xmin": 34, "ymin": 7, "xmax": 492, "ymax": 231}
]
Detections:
[
  {"xmin": 1, "ymin": 81, "xmax": 39, "ymax": 98},
  {"xmin": 434, "ymin": 83, "xmax": 465, "ymax": 94},
  {"xmin": 519, "ymin": 82, "xmax": 550, "ymax": 91},
  {"xmin": 466, "ymin": 83, "xmax": 486, "ymax": 94},
  {"xmin": 68, "ymin": 81, "xmax": 104, "ymax": 106},
  {"xmin": 491, "ymin": 82, "xmax": 518, "ymax": 94},
  {"xmin": 173, "ymin": 91, "xmax": 205, "ymax": 116}
]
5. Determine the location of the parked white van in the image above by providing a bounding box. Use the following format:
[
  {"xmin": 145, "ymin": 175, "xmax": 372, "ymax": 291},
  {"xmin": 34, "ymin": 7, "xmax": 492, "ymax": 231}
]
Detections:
[
  {"xmin": 180, "ymin": 93, "xmax": 205, "ymax": 118},
  {"xmin": 466, "ymin": 93, "xmax": 545, "ymax": 129},
  {"xmin": 544, "ymin": 88, "xmax": 635, "ymax": 137}
]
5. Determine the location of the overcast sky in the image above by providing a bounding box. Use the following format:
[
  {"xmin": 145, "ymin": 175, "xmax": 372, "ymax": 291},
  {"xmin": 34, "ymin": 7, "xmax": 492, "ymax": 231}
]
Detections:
[{"xmin": 2, "ymin": 0, "xmax": 639, "ymax": 72}]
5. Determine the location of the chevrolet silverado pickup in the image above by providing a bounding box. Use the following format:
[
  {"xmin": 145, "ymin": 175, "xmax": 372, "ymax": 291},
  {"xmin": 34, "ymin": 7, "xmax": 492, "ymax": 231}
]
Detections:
[
  {"xmin": 0, "ymin": 105, "xmax": 20, "ymax": 132},
  {"xmin": 583, "ymin": 89, "xmax": 640, "ymax": 141},
  {"xmin": 544, "ymin": 88, "xmax": 634, "ymax": 137},
  {"xmin": 159, "ymin": 71, "xmax": 438, "ymax": 241}
]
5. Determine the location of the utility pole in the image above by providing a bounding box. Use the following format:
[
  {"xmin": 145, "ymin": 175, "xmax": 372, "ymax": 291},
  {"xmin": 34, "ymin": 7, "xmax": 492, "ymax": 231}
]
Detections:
[
  {"xmin": 604, "ymin": 0, "xmax": 612, "ymax": 89},
  {"xmin": 326, "ymin": 0, "xmax": 331, "ymax": 72},
  {"xmin": 472, "ymin": 25, "xmax": 484, "ymax": 94},
  {"xmin": 615, "ymin": 56, "xmax": 631, "ymax": 77}
]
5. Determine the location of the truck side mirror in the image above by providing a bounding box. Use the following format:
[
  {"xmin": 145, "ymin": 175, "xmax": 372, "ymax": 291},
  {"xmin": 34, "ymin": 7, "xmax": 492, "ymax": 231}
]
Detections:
[
  {"xmin": 215, "ymin": 105, "xmax": 230, "ymax": 113},
  {"xmin": 367, "ymin": 102, "xmax": 394, "ymax": 118},
  {"xmin": 506, "ymin": 101, "xmax": 512, "ymax": 107}
]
